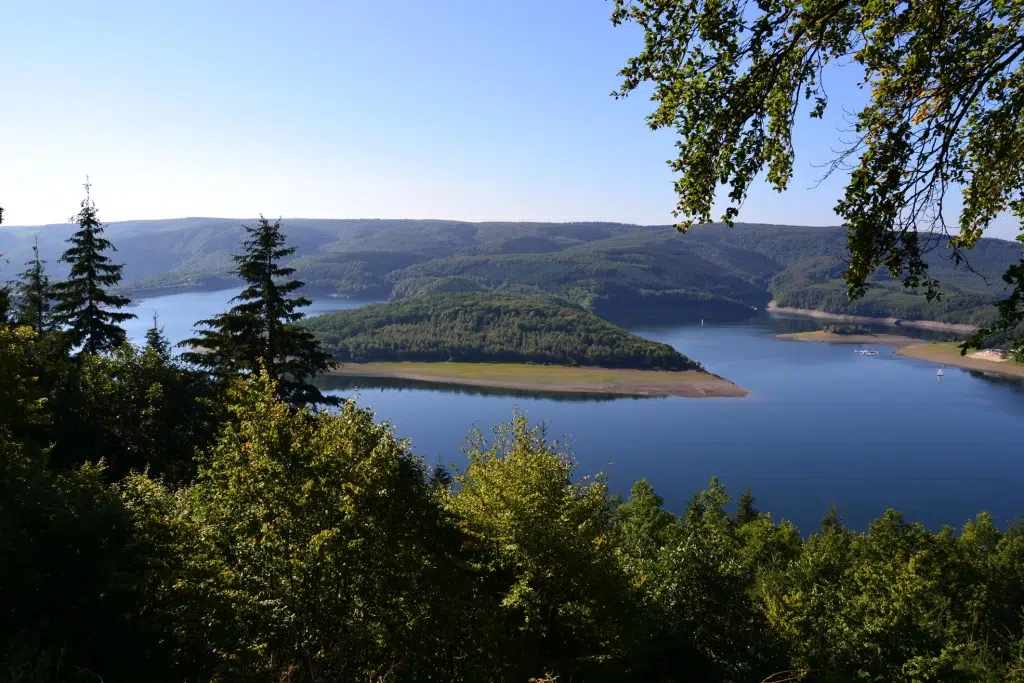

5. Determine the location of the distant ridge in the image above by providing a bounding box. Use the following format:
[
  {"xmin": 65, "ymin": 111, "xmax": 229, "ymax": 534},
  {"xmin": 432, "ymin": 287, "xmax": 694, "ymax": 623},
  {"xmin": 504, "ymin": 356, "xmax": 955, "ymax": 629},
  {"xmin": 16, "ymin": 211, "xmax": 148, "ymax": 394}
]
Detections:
[{"xmin": 2, "ymin": 218, "xmax": 1018, "ymax": 328}]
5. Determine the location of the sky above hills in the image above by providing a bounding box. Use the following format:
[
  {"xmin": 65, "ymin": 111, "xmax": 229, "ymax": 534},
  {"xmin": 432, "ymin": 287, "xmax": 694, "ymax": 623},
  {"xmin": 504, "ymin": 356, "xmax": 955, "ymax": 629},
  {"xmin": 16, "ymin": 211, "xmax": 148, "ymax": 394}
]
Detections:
[{"xmin": 2, "ymin": 0, "xmax": 1019, "ymax": 240}]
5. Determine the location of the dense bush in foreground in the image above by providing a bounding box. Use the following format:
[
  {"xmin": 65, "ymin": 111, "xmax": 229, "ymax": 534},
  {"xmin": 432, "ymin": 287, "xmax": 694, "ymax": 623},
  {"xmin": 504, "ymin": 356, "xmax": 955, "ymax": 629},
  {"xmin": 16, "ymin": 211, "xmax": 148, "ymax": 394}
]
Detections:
[{"xmin": 5, "ymin": 353, "xmax": 1024, "ymax": 681}]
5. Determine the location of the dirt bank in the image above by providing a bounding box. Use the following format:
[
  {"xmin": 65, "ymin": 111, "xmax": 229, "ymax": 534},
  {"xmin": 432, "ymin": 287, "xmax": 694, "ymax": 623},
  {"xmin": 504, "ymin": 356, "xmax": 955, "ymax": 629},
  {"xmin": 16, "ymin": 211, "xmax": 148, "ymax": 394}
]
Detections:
[
  {"xmin": 766, "ymin": 302, "xmax": 978, "ymax": 335},
  {"xmin": 326, "ymin": 362, "xmax": 748, "ymax": 398}
]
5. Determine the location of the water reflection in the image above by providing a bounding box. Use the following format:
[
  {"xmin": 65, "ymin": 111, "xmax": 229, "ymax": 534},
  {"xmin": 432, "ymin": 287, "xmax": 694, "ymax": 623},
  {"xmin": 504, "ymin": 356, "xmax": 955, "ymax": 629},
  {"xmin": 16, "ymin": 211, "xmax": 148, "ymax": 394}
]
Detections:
[
  {"xmin": 965, "ymin": 370, "xmax": 1024, "ymax": 393},
  {"xmin": 315, "ymin": 374, "xmax": 658, "ymax": 402}
]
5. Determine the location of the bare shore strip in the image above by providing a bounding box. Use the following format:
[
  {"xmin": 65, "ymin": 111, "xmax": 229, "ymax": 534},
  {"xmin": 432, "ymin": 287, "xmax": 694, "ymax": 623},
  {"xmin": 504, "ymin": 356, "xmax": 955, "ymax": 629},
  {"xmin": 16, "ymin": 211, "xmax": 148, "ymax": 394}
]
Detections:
[
  {"xmin": 776, "ymin": 331, "xmax": 1024, "ymax": 379},
  {"xmin": 776, "ymin": 330, "xmax": 922, "ymax": 346},
  {"xmin": 895, "ymin": 343, "xmax": 1024, "ymax": 379},
  {"xmin": 326, "ymin": 362, "xmax": 748, "ymax": 398},
  {"xmin": 766, "ymin": 301, "xmax": 979, "ymax": 335}
]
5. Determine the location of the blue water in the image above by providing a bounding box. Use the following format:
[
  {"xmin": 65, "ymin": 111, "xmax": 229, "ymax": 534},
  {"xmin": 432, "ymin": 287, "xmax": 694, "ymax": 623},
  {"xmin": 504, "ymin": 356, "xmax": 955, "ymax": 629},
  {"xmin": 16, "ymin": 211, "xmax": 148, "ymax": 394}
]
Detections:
[{"xmin": 129, "ymin": 290, "xmax": 1024, "ymax": 534}]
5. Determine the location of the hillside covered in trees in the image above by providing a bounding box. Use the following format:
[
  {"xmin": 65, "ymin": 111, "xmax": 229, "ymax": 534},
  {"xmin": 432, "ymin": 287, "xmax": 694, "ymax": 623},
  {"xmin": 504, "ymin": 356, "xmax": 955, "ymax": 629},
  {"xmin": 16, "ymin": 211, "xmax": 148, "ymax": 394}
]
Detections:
[
  {"xmin": 303, "ymin": 292, "xmax": 699, "ymax": 370},
  {"xmin": 4, "ymin": 219, "xmax": 1020, "ymax": 327},
  {"xmin": 3, "ymin": 194, "xmax": 1024, "ymax": 682}
]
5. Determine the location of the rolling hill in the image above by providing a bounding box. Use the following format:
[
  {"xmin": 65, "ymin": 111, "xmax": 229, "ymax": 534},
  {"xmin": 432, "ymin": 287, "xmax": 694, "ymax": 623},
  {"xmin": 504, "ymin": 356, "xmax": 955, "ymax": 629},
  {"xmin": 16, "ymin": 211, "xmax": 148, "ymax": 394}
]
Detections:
[{"xmin": 2, "ymin": 218, "xmax": 1020, "ymax": 327}]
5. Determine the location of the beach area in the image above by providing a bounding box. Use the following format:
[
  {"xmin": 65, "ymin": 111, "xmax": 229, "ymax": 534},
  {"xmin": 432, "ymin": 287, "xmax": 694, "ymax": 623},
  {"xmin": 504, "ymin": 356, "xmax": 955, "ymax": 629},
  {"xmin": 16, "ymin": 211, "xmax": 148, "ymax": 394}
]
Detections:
[
  {"xmin": 776, "ymin": 331, "xmax": 1024, "ymax": 379},
  {"xmin": 325, "ymin": 362, "xmax": 748, "ymax": 398},
  {"xmin": 766, "ymin": 302, "xmax": 980, "ymax": 335}
]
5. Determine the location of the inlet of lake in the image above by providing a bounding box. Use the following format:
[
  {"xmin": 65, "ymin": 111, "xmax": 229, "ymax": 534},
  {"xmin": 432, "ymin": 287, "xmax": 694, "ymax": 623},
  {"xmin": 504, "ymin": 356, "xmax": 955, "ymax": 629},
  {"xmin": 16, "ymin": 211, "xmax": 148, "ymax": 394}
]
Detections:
[{"xmin": 125, "ymin": 288, "xmax": 1024, "ymax": 534}]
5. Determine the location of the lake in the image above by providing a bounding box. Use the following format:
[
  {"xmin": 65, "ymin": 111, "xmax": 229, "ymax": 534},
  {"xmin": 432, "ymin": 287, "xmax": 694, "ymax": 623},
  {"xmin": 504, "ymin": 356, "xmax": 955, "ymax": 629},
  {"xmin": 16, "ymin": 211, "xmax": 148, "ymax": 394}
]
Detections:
[{"xmin": 126, "ymin": 289, "xmax": 1024, "ymax": 534}]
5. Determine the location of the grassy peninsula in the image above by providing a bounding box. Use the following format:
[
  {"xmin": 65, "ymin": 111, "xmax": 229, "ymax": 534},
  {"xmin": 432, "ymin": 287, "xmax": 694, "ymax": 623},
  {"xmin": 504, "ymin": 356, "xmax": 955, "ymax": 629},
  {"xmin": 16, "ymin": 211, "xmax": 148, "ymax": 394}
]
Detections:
[
  {"xmin": 327, "ymin": 362, "xmax": 746, "ymax": 398},
  {"xmin": 305, "ymin": 293, "xmax": 747, "ymax": 396},
  {"xmin": 304, "ymin": 292, "xmax": 700, "ymax": 370}
]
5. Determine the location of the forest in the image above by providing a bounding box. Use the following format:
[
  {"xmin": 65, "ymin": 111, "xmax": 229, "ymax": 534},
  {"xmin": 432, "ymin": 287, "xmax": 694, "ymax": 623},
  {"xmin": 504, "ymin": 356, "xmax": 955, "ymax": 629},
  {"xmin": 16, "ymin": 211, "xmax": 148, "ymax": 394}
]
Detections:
[
  {"xmin": 302, "ymin": 292, "xmax": 699, "ymax": 370},
  {"xmin": 3, "ymin": 219, "xmax": 1020, "ymax": 327},
  {"xmin": 3, "ymin": 194, "xmax": 1024, "ymax": 682}
]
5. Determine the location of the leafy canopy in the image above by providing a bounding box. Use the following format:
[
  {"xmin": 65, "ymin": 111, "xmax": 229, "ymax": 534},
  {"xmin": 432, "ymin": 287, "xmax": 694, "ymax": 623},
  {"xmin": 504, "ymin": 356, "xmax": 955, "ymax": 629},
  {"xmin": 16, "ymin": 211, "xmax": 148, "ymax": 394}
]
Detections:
[{"xmin": 612, "ymin": 0, "xmax": 1024, "ymax": 352}]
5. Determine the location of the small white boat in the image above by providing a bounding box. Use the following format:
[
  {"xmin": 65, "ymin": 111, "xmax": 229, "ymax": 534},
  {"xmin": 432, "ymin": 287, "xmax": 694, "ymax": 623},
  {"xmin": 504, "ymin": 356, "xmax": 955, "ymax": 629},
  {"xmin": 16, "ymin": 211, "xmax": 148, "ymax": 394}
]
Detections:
[
  {"xmin": 854, "ymin": 349, "xmax": 880, "ymax": 356},
  {"xmin": 937, "ymin": 368, "xmax": 944, "ymax": 377}
]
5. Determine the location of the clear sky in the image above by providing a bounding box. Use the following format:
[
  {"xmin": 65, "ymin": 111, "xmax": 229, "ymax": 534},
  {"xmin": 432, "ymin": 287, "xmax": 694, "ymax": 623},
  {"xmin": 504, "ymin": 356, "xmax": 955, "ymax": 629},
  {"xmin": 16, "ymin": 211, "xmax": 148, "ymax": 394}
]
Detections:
[{"xmin": 1, "ymin": 0, "xmax": 1019, "ymax": 239}]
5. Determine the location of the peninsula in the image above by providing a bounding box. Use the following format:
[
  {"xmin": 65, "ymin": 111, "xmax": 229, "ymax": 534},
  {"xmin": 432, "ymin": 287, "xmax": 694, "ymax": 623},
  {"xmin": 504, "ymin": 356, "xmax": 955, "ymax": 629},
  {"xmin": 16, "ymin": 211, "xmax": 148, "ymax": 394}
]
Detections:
[
  {"xmin": 325, "ymin": 363, "xmax": 747, "ymax": 398},
  {"xmin": 777, "ymin": 328, "xmax": 1024, "ymax": 380},
  {"xmin": 776, "ymin": 329, "xmax": 922, "ymax": 346},
  {"xmin": 305, "ymin": 292, "xmax": 747, "ymax": 398}
]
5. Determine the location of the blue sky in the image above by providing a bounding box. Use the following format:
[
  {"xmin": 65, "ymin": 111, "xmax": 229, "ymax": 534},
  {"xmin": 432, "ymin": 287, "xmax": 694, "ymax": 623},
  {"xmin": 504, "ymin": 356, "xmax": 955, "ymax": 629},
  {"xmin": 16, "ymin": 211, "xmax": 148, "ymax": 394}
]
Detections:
[{"xmin": 1, "ymin": 0, "xmax": 1018, "ymax": 239}]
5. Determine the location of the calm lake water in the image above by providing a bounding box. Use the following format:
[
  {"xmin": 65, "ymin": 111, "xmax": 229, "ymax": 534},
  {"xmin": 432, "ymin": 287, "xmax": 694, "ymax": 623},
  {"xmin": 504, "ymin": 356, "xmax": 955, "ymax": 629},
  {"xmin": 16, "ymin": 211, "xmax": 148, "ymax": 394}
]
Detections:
[{"xmin": 127, "ymin": 289, "xmax": 1024, "ymax": 534}]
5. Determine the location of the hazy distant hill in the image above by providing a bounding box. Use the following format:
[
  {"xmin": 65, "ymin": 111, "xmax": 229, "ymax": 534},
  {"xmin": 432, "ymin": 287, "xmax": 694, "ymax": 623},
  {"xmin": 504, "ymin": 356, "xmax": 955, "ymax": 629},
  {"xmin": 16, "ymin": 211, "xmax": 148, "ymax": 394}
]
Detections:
[{"xmin": 2, "ymin": 218, "xmax": 1020, "ymax": 326}]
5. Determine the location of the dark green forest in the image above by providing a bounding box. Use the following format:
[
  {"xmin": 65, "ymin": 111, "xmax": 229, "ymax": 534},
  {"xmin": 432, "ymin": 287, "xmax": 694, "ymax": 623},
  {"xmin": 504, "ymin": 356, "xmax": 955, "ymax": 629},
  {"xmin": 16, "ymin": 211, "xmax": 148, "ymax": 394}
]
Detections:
[
  {"xmin": 3, "ymin": 219, "xmax": 1020, "ymax": 327},
  {"xmin": 302, "ymin": 292, "xmax": 699, "ymax": 370},
  {"xmin": 4, "ymin": 199, "xmax": 1024, "ymax": 682}
]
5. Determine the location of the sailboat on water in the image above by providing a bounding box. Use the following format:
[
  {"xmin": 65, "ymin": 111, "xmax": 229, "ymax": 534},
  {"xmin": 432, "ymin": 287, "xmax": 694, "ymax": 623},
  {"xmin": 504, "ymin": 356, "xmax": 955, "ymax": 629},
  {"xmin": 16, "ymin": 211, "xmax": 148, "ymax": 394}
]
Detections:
[{"xmin": 937, "ymin": 366, "xmax": 944, "ymax": 378}]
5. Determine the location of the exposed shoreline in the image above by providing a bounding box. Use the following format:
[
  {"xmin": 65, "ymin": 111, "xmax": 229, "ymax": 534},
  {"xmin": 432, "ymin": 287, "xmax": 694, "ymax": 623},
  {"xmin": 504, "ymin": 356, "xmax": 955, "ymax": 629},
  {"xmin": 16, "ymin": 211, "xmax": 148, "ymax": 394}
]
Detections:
[
  {"xmin": 778, "ymin": 331, "xmax": 1024, "ymax": 379},
  {"xmin": 766, "ymin": 301, "xmax": 979, "ymax": 334},
  {"xmin": 895, "ymin": 344, "xmax": 1024, "ymax": 379},
  {"xmin": 776, "ymin": 330, "xmax": 922, "ymax": 346},
  {"xmin": 325, "ymin": 362, "xmax": 748, "ymax": 398}
]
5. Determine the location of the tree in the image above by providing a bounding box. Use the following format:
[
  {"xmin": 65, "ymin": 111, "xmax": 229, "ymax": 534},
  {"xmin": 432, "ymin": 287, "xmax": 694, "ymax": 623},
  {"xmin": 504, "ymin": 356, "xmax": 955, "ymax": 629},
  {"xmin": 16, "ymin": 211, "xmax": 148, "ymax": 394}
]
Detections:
[
  {"xmin": 51, "ymin": 182, "xmax": 135, "ymax": 354},
  {"xmin": 612, "ymin": 0, "xmax": 1024, "ymax": 352},
  {"xmin": 163, "ymin": 370, "xmax": 480, "ymax": 681},
  {"xmin": 13, "ymin": 236, "xmax": 54, "ymax": 333},
  {"xmin": 46, "ymin": 342, "xmax": 225, "ymax": 485},
  {"xmin": 735, "ymin": 487, "xmax": 758, "ymax": 525},
  {"xmin": 821, "ymin": 503, "xmax": 843, "ymax": 532},
  {"xmin": 145, "ymin": 313, "xmax": 171, "ymax": 361},
  {"xmin": 181, "ymin": 216, "xmax": 335, "ymax": 406}
]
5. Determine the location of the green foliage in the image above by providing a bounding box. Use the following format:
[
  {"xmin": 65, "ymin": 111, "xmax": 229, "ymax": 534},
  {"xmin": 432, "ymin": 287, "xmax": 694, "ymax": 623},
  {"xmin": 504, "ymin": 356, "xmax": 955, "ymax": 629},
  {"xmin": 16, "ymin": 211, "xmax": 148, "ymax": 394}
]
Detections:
[
  {"xmin": 155, "ymin": 371, "xmax": 488, "ymax": 681},
  {"xmin": 0, "ymin": 442, "xmax": 176, "ymax": 682},
  {"xmin": 448, "ymin": 412, "xmax": 633, "ymax": 679},
  {"xmin": 6, "ymin": 219, "xmax": 1022, "ymax": 327},
  {"xmin": 823, "ymin": 324, "xmax": 873, "ymax": 335},
  {"xmin": 144, "ymin": 312, "xmax": 172, "ymax": 360},
  {"xmin": 45, "ymin": 342, "xmax": 224, "ymax": 484},
  {"xmin": 12, "ymin": 237, "xmax": 54, "ymax": 333},
  {"xmin": 51, "ymin": 188, "xmax": 135, "ymax": 354},
  {"xmin": 611, "ymin": 0, "xmax": 1024, "ymax": 348},
  {"xmin": 304, "ymin": 292, "xmax": 700, "ymax": 370},
  {"xmin": 182, "ymin": 217, "xmax": 336, "ymax": 407}
]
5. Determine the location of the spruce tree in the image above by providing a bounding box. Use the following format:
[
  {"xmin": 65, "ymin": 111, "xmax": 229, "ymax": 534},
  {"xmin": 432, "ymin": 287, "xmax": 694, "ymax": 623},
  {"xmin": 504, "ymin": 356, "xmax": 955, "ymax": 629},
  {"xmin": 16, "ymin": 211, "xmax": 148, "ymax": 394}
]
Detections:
[
  {"xmin": 182, "ymin": 216, "xmax": 336, "ymax": 406},
  {"xmin": 821, "ymin": 504, "xmax": 843, "ymax": 533},
  {"xmin": 14, "ymin": 237, "xmax": 54, "ymax": 332},
  {"xmin": 734, "ymin": 487, "xmax": 758, "ymax": 525},
  {"xmin": 51, "ymin": 182, "xmax": 135, "ymax": 354},
  {"xmin": 144, "ymin": 313, "xmax": 172, "ymax": 361}
]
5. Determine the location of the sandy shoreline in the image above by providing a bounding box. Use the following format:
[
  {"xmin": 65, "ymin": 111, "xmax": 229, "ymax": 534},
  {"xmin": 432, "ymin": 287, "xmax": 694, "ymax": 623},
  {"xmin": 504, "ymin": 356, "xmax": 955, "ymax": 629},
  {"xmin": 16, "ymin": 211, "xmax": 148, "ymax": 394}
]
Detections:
[
  {"xmin": 895, "ymin": 344, "xmax": 1024, "ymax": 379},
  {"xmin": 776, "ymin": 330, "xmax": 923, "ymax": 346},
  {"xmin": 325, "ymin": 362, "xmax": 748, "ymax": 398},
  {"xmin": 766, "ymin": 301, "xmax": 979, "ymax": 334}
]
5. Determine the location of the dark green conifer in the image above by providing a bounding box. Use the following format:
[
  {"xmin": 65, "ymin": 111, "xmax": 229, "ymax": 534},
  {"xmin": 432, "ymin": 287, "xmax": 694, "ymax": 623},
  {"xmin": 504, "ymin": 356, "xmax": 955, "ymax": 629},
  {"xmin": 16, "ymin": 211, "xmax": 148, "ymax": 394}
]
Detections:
[
  {"xmin": 735, "ymin": 487, "xmax": 758, "ymax": 525},
  {"xmin": 14, "ymin": 237, "xmax": 54, "ymax": 332},
  {"xmin": 51, "ymin": 181, "xmax": 135, "ymax": 354},
  {"xmin": 821, "ymin": 503, "xmax": 843, "ymax": 532},
  {"xmin": 144, "ymin": 312, "xmax": 172, "ymax": 360},
  {"xmin": 182, "ymin": 216, "xmax": 336, "ymax": 406}
]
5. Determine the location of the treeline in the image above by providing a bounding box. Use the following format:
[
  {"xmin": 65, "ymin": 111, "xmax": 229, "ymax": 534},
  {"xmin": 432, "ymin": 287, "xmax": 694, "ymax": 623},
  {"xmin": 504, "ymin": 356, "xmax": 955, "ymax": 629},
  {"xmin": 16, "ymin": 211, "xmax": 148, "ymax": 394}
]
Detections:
[
  {"xmin": 5, "ymin": 218, "xmax": 1019, "ymax": 327},
  {"xmin": 303, "ymin": 292, "xmax": 700, "ymax": 370},
  {"xmin": 4, "ymin": 196, "xmax": 1024, "ymax": 682}
]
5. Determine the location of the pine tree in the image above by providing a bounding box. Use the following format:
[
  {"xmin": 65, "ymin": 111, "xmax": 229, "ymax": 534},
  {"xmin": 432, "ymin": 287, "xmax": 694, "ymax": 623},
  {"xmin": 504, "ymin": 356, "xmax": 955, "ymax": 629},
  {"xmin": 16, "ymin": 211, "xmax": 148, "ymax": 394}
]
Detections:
[
  {"xmin": 821, "ymin": 503, "xmax": 843, "ymax": 533},
  {"xmin": 14, "ymin": 236, "xmax": 54, "ymax": 332},
  {"xmin": 51, "ymin": 181, "xmax": 135, "ymax": 354},
  {"xmin": 144, "ymin": 313, "xmax": 172, "ymax": 360},
  {"xmin": 182, "ymin": 216, "xmax": 336, "ymax": 406},
  {"xmin": 734, "ymin": 487, "xmax": 758, "ymax": 525}
]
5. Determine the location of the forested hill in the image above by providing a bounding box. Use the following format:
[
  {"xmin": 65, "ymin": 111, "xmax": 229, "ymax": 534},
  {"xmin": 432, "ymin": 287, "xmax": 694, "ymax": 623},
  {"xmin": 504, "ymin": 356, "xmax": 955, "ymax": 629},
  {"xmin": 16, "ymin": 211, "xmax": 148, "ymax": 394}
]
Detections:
[
  {"xmin": 3, "ymin": 218, "xmax": 1020, "ymax": 326},
  {"xmin": 303, "ymin": 292, "xmax": 700, "ymax": 370}
]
